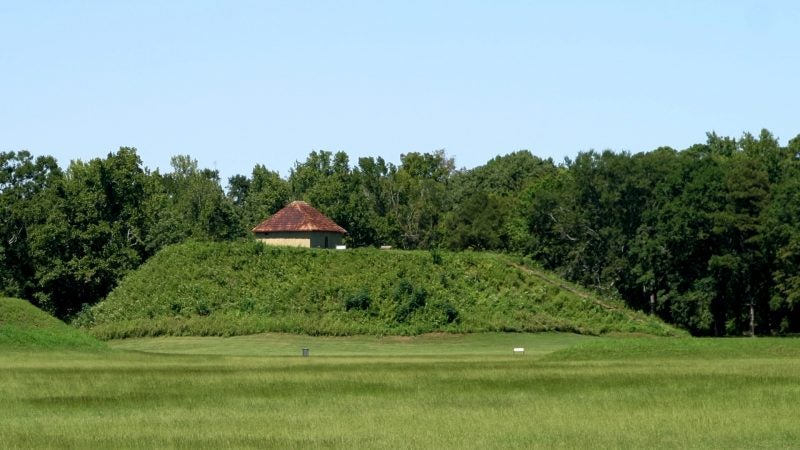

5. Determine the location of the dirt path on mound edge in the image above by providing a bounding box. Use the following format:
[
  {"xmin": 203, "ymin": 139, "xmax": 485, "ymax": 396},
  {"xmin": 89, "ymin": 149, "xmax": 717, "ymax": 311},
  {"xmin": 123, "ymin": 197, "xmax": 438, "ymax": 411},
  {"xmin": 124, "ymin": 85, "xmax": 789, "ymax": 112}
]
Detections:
[{"xmin": 509, "ymin": 263, "xmax": 620, "ymax": 312}]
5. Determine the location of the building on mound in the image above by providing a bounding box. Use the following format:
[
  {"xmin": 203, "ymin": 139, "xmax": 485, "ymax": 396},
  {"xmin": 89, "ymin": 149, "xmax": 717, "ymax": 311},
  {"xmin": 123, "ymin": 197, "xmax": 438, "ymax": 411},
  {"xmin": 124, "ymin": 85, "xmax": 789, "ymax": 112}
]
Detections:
[{"xmin": 252, "ymin": 201, "xmax": 347, "ymax": 248}]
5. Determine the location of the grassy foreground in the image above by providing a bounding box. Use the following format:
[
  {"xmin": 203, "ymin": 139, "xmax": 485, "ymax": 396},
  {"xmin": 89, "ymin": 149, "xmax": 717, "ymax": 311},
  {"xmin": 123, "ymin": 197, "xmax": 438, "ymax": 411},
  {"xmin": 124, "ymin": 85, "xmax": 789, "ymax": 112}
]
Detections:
[
  {"xmin": 2, "ymin": 333, "xmax": 799, "ymax": 448},
  {"xmin": 82, "ymin": 241, "xmax": 679, "ymax": 338}
]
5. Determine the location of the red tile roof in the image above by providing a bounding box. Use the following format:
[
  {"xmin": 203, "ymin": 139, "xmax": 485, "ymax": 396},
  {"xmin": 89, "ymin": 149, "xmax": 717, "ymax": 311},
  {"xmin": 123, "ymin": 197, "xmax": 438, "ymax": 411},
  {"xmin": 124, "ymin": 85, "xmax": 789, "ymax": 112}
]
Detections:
[{"xmin": 252, "ymin": 201, "xmax": 347, "ymax": 234}]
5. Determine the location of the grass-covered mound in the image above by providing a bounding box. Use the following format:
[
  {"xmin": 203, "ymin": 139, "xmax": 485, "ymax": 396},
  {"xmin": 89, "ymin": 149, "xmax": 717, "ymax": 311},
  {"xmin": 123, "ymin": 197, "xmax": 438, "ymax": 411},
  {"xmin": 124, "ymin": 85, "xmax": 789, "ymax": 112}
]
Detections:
[
  {"xmin": 83, "ymin": 241, "xmax": 682, "ymax": 338},
  {"xmin": 0, "ymin": 297, "xmax": 105, "ymax": 349}
]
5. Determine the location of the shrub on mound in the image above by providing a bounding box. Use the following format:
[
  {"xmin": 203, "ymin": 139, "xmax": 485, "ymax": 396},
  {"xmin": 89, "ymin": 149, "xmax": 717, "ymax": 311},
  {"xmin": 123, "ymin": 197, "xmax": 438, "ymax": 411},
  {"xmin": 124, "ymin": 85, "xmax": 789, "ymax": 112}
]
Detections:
[
  {"xmin": 0, "ymin": 297, "xmax": 105, "ymax": 349},
  {"xmin": 84, "ymin": 241, "xmax": 683, "ymax": 339}
]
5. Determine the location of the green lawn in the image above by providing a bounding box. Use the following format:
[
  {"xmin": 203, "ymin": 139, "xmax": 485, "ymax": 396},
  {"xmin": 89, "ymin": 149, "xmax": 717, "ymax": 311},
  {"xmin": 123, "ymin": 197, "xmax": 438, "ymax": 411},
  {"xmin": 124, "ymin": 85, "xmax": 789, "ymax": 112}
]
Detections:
[
  {"xmin": 109, "ymin": 331, "xmax": 588, "ymax": 357},
  {"xmin": 2, "ymin": 333, "xmax": 799, "ymax": 448}
]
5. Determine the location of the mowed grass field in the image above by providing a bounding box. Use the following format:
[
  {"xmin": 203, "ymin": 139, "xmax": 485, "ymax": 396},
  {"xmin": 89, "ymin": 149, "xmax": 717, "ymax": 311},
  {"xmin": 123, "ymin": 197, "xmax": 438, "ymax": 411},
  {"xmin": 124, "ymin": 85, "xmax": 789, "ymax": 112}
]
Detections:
[{"xmin": 2, "ymin": 333, "xmax": 800, "ymax": 449}]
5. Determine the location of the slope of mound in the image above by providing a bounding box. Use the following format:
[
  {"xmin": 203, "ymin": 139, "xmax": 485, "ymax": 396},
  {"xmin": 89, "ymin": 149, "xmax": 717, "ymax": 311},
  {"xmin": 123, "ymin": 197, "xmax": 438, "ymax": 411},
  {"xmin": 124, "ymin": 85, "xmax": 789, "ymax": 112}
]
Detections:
[
  {"xmin": 84, "ymin": 241, "xmax": 683, "ymax": 339},
  {"xmin": 0, "ymin": 297, "xmax": 105, "ymax": 349}
]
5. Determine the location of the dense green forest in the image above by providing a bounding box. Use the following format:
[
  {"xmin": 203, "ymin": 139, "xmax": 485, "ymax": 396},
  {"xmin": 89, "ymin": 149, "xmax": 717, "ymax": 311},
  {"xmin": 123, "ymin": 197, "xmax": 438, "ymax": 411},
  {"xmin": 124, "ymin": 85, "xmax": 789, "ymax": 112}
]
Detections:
[{"xmin": 2, "ymin": 128, "xmax": 799, "ymax": 335}]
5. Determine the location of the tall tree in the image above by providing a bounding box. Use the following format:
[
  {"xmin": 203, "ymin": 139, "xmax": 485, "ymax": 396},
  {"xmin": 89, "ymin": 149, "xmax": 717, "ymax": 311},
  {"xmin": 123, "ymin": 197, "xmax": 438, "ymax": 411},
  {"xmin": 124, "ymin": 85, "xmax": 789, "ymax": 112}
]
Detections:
[
  {"xmin": 228, "ymin": 164, "xmax": 291, "ymax": 231},
  {"xmin": 765, "ymin": 135, "xmax": 800, "ymax": 332},
  {"xmin": 160, "ymin": 155, "xmax": 242, "ymax": 242},
  {"xmin": 0, "ymin": 151, "xmax": 62, "ymax": 299},
  {"xmin": 391, "ymin": 150, "xmax": 454, "ymax": 249},
  {"xmin": 26, "ymin": 148, "xmax": 147, "ymax": 317}
]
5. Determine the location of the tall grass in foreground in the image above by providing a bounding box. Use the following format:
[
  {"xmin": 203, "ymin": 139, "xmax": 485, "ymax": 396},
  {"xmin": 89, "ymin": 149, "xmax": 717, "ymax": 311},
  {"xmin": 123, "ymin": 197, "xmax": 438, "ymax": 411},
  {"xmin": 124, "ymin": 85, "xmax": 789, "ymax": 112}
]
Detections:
[{"xmin": 2, "ymin": 334, "xmax": 799, "ymax": 448}]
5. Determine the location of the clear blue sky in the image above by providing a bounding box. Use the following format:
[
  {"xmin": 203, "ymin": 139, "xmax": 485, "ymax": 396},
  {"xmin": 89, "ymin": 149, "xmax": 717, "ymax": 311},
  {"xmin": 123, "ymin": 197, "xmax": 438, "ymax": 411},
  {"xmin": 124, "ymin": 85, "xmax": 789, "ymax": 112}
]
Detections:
[{"xmin": 2, "ymin": 1, "xmax": 799, "ymax": 184}]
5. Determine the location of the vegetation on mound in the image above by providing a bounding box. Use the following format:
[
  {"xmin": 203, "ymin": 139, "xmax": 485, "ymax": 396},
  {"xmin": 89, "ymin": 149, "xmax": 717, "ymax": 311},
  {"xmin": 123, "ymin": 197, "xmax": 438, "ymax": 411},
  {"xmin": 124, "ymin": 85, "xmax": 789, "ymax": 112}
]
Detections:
[
  {"xmin": 0, "ymin": 297, "xmax": 105, "ymax": 349},
  {"xmin": 81, "ymin": 241, "xmax": 682, "ymax": 339}
]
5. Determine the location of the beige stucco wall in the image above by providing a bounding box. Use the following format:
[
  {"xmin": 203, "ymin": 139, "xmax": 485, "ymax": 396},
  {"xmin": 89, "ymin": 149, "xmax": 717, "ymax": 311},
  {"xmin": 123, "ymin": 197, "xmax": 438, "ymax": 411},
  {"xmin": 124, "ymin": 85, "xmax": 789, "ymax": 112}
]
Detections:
[{"xmin": 255, "ymin": 231, "xmax": 343, "ymax": 249}]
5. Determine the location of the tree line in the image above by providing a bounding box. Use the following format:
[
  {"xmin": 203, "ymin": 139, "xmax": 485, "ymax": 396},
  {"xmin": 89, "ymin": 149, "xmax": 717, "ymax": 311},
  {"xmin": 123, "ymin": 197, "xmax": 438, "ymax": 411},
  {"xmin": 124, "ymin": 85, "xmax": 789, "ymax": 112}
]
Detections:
[{"xmin": 2, "ymin": 129, "xmax": 799, "ymax": 335}]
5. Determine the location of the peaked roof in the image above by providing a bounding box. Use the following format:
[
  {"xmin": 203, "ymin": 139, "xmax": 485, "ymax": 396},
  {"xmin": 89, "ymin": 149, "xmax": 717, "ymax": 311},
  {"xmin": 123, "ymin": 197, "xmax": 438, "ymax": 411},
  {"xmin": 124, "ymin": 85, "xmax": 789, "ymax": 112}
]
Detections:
[{"xmin": 252, "ymin": 201, "xmax": 347, "ymax": 234}]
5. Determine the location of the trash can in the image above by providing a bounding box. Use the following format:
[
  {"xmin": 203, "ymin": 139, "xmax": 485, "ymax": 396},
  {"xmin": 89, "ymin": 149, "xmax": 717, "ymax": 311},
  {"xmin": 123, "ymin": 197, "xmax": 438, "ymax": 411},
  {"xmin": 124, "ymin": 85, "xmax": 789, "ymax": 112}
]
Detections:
[{"xmin": 302, "ymin": 347, "xmax": 309, "ymax": 357}]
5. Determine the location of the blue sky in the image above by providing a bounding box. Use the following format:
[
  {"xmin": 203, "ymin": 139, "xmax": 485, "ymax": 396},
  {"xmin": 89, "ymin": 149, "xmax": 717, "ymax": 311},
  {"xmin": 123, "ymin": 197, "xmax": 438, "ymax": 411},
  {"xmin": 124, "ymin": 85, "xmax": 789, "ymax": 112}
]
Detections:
[{"xmin": 2, "ymin": 1, "xmax": 799, "ymax": 183}]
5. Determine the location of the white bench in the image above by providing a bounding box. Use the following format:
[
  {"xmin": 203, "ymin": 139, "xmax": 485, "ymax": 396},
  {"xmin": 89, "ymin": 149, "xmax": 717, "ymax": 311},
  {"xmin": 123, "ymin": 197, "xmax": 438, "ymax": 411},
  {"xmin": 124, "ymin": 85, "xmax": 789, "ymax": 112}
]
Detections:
[{"xmin": 513, "ymin": 347, "xmax": 525, "ymax": 355}]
